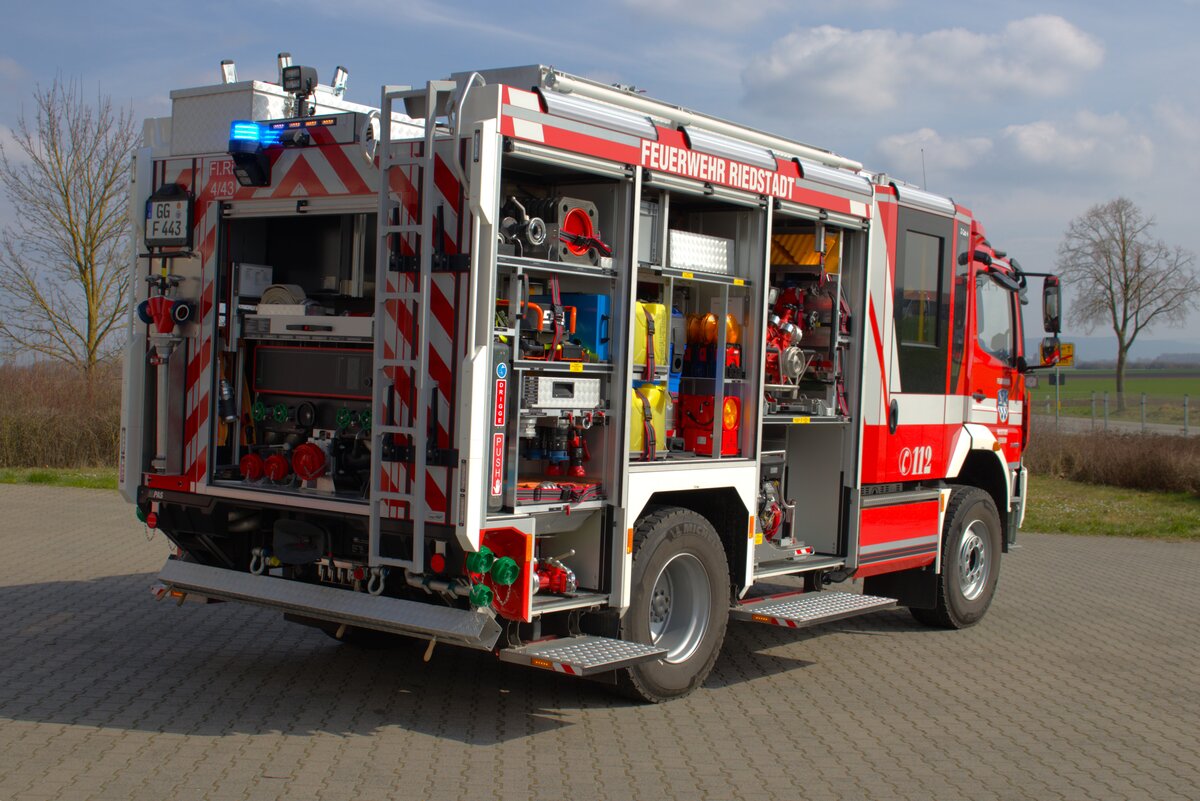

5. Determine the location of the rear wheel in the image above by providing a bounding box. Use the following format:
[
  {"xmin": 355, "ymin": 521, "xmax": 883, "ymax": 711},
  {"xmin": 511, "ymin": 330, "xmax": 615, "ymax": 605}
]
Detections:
[
  {"xmin": 912, "ymin": 486, "xmax": 1002, "ymax": 629},
  {"xmin": 618, "ymin": 507, "xmax": 729, "ymax": 702}
]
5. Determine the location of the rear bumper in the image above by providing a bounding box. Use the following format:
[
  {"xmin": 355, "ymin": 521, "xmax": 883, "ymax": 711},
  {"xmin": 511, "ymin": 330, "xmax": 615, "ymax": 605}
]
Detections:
[{"xmin": 158, "ymin": 559, "xmax": 501, "ymax": 650}]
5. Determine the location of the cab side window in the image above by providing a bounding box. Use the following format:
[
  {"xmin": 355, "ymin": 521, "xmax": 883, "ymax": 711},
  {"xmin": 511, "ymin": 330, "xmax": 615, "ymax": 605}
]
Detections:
[
  {"xmin": 975, "ymin": 278, "xmax": 1013, "ymax": 361},
  {"xmin": 892, "ymin": 208, "xmax": 953, "ymax": 393}
]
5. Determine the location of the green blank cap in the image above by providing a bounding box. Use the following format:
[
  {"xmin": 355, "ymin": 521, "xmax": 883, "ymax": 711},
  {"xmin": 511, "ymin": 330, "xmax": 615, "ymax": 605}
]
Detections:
[
  {"xmin": 466, "ymin": 546, "xmax": 495, "ymax": 575},
  {"xmin": 490, "ymin": 556, "xmax": 519, "ymax": 586},
  {"xmin": 469, "ymin": 583, "xmax": 494, "ymax": 607}
]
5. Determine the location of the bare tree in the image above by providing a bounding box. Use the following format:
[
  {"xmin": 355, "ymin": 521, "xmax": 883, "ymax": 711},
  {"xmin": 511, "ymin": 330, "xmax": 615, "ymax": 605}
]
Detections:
[
  {"xmin": 0, "ymin": 78, "xmax": 139, "ymax": 381},
  {"xmin": 1056, "ymin": 197, "xmax": 1199, "ymax": 411}
]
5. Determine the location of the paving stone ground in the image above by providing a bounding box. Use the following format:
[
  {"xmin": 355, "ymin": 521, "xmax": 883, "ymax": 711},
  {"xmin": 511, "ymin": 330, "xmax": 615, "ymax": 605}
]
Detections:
[{"xmin": 0, "ymin": 484, "xmax": 1197, "ymax": 801}]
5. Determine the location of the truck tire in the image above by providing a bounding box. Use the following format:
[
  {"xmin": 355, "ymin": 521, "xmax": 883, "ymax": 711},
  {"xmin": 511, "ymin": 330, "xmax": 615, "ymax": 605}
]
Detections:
[
  {"xmin": 618, "ymin": 506, "xmax": 729, "ymax": 702},
  {"xmin": 911, "ymin": 486, "xmax": 1002, "ymax": 629}
]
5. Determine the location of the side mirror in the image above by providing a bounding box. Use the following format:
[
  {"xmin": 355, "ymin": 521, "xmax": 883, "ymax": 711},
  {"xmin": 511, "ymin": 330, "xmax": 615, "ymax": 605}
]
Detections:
[
  {"xmin": 1043, "ymin": 276, "xmax": 1061, "ymax": 334},
  {"xmin": 1039, "ymin": 336, "xmax": 1061, "ymax": 367}
]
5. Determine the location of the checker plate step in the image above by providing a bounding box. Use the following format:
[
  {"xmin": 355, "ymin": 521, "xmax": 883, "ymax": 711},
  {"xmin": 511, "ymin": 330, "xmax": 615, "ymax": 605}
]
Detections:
[
  {"xmin": 498, "ymin": 635, "xmax": 667, "ymax": 676},
  {"xmin": 731, "ymin": 590, "xmax": 896, "ymax": 628}
]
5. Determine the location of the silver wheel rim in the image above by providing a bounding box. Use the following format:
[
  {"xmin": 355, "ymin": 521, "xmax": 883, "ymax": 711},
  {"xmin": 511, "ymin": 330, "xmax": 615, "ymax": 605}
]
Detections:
[
  {"xmin": 958, "ymin": 521, "xmax": 989, "ymax": 601},
  {"xmin": 647, "ymin": 553, "xmax": 711, "ymax": 663}
]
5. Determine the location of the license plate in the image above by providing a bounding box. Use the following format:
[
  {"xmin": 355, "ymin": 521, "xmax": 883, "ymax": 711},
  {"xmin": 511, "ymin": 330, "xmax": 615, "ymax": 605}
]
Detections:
[{"xmin": 145, "ymin": 199, "xmax": 190, "ymax": 247}]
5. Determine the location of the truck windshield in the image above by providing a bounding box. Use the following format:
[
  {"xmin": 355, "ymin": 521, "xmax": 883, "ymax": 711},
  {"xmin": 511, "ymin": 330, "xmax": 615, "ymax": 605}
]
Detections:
[{"xmin": 976, "ymin": 278, "xmax": 1013, "ymax": 362}]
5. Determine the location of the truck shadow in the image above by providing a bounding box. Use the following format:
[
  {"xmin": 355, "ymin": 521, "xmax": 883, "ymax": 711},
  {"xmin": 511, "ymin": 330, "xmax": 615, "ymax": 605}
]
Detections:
[
  {"xmin": 0, "ymin": 572, "xmax": 597, "ymax": 743},
  {"xmin": 0, "ymin": 571, "xmax": 863, "ymax": 742}
]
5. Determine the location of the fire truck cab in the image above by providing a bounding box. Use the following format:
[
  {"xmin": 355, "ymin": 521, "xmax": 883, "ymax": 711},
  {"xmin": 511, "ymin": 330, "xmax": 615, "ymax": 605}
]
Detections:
[{"xmin": 121, "ymin": 59, "xmax": 1062, "ymax": 701}]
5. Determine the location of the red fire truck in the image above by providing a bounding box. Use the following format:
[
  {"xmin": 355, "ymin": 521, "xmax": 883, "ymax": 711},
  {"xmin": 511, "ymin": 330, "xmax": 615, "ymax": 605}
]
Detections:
[{"xmin": 121, "ymin": 57, "xmax": 1063, "ymax": 701}]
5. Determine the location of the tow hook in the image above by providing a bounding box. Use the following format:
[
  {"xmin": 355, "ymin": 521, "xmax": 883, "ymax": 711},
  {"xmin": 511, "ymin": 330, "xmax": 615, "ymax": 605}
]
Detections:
[
  {"xmin": 367, "ymin": 567, "xmax": 388, "ymax": 596},
  {"xmin": 249, "ymin": 546, "xmax": 279, "ymax": 576}
]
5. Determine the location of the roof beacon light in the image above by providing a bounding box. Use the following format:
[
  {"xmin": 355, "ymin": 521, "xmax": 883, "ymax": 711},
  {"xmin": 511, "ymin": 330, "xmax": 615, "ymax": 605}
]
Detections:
[
  {"xmin": 228, "ymin": 120, "xmax": 278, "ymax": 187},
  {"xmin": 220, "ymin": 59, "xmax": 237, "ymax": 85},
  {"xmin": 332, "ymin": 65, "xmax": 349, "ymax": 98}
]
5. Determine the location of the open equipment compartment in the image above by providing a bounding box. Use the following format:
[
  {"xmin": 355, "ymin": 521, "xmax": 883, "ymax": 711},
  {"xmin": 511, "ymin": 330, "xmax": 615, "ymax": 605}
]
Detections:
[
  {"xmin": 483, "ymin": 137, "xmax": 634, "ymax": 609},
  {"xmin": 631, "ymin": 182, "xmax": 763, "ymax": 463},
  {"xmin": 755, "ymin": 207, "xmax": 868, "ymax": 571},
  {"xmin": 210, "ymin": 209, "xmax": 378, "ymax": 501}
]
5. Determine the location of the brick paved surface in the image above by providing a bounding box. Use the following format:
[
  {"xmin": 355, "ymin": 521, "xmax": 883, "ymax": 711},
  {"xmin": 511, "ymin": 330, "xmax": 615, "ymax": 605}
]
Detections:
[{"xmin": 1, "ymin": 484, "xmax": 1197, "ymax": 801}]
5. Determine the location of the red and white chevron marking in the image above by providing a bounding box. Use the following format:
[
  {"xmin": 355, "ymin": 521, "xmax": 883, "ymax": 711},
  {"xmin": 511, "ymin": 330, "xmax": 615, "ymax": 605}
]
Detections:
[
  {"xmin": 181, "ymin": 157, "xmax": 225, "ymax": 489},
  {"xmin": 377, "ymin": 141, "xmax": 464, "ymax": 523}
]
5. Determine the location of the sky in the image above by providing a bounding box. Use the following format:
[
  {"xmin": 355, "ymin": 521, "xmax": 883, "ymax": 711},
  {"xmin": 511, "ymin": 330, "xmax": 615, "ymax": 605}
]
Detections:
[{"xmin": 2, "ymin": 0, "xmax": 1198, "ymax": 357}]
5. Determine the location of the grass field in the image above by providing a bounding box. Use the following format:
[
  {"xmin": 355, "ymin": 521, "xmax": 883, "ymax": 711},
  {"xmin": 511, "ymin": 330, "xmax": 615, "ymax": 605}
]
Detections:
[
  {"xmin": 0, "ymin": 467, "xmax": 118, "ymax": 490},
  {"xmin": 1024, "ymin": 474, "xmax": 1200, "ymax": 540},
  {"xmin": 1031, "ymin": 369, "xmax": 1198, "ymax": 424}
]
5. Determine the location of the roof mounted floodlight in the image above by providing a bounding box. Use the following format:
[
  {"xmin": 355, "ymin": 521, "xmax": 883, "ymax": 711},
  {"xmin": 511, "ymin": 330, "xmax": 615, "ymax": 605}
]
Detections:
[
  {"xmin": 220, "ymin": 60, "xmax": 237, "ymax": 85},
  {"xmin": 281, "ymin": 65, "xmax": 319, "ymax": 117},
  {"xmin": 277, "ymin": 52, "xmax": 293, "ymax": 85},
  {"xmin": 332, "ymin": 66, "xmax": 349, "ymax": 98}
]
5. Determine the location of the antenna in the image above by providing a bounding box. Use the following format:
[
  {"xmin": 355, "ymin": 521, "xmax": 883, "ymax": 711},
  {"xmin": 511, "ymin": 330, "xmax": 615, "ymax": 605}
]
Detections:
[{"xmin": 921, "ymin": 147, "xmax": 928, "ymax": 189}]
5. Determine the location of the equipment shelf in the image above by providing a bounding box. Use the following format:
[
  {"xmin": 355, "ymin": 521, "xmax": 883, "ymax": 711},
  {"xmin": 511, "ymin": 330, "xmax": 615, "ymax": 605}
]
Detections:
[
  {"xmin": 514, "ymin": 359, "xmax": 613, "ymax": 374},
  {"xmin": 497, "ymin": 253, "xmax": 618, "ymax": 280},
  {"xmin": 647, "ymin": 266, "xmax": 753, "ymax": 288}
]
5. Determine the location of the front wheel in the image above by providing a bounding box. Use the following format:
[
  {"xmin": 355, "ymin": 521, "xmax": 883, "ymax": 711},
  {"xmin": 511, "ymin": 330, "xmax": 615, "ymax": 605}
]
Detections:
[
  {"xmin": 618, "ymin": 507, "xmax": 729, "ymax": 702},
  {"xmin": 911, "ymin": 486, "xmax": 1002, "ymax": 629}
]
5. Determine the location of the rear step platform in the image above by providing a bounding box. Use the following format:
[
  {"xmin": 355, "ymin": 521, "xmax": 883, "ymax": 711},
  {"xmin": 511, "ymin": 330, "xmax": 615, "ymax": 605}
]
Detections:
[
  {"xmin": 499, "ymin": 635, "xmax": 666, "ymax": 676},
  {"xmin": 158, "ymin": 558, "xmax": 502, "ymax": 650},
  {"xmin": 731, "ymin": 591, "xmax": 896, "ymax": 629}
]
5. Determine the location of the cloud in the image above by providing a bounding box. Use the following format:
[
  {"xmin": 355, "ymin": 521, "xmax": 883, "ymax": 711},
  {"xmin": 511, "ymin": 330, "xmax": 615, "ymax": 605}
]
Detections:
[
  {"xmin": 872, "ymin": 111, "xmax": 1154, "ymax": 184},
  {"xmin": 1001, "ymin": 111, "xmax": 1153, "ymax": 176},
  {"xmin": 876, "ymin": 128, "xmax": 993, "ymax": 175},
  {"xmin": 0, "ymin": 57, "xmax": 24, "ymax": 83},
  {"xmin": 621, "ymin": 0, "xmax": 898, "ymax": 27},
  {"xmin": 619, "ymin": 0, "xmax": 788, "ymax": 27},
  {"xmin": 744, "ymin": 15, "xmax": 1103, "ymax": 114}
]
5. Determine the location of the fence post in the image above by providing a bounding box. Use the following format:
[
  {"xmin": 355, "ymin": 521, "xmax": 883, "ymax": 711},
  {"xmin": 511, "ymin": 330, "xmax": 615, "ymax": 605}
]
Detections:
[
  {"xmin": 1104, "ymin": 392, "xmax": 1109, "ymax": 430},
  {"xmin": 1055, "ymin": 367, "xmax": 1061, "ymax": 431},
  {"xmin": 1091, "ymin": 391, "xmax": 1096, "ymax": 430},
  {"xmin": 1141, "ymin": 393, "xmax": 1147, "ymax": 432},
  {"xmin": 1185, "ymin": 394, "xmax": 1190, "ymax": 437}
]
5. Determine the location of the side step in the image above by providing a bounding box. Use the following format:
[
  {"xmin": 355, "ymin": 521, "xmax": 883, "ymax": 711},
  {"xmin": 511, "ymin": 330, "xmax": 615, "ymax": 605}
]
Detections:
[
  {"xmin": 731, "ymin": 590, "xmax": 896, "ymax": 629},
  {"xmin": 498, "ymin": 635, "xmax": 666, "ymax": 676},
  {"xmin": 158, "ymin": 559, "xmax": 502, "ymax": 650}
]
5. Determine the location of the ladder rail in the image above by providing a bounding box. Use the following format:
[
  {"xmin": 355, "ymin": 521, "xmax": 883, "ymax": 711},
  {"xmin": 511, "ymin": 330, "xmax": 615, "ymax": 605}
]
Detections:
[
  {"xmin": 369, "ymin": 81, "xmax": 457, "ymax": 570},
  {"xmin": 368, "ymin": 87, "xmax": 399, "ymax": 568}
]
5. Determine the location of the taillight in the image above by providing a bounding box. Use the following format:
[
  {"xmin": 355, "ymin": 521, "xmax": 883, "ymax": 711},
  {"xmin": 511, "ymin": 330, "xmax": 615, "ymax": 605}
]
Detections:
[{"xmin": 722, "ymin": 397, "xmax": 740, "ymax": 430}]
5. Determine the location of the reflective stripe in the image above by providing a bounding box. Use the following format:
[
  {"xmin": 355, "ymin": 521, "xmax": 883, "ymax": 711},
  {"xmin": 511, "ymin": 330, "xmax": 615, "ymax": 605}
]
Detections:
[{"xmin": 860, "ymin": 534, "xmax": 939, "ymax": 555}]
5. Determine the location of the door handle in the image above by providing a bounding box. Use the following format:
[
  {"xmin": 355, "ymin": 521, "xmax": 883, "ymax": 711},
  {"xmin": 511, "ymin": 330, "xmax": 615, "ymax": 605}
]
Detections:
[
  {"xmin": 972, "ymin": 391, "xmax": 986, "ymax": 402},
  {"xmin": 888, "ymin": 399, "xmax": 899, "ymax": 434}
]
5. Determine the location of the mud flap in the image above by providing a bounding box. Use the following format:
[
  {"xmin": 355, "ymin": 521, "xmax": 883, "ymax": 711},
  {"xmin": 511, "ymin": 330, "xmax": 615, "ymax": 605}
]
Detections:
[{"xmin": 863, "ymin": 566, "xmax": 938, "ymax": 610}]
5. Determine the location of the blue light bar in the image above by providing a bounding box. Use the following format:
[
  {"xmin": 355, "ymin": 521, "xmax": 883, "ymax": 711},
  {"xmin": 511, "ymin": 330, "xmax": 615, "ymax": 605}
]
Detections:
[{"xmin": 228, "ymin": 121, "xmax": 281, "ymax": 148}]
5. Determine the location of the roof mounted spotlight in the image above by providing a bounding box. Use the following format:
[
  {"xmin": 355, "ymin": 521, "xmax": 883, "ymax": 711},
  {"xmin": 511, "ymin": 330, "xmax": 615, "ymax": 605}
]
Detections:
[
  {"xmin": 277, "ymin": 52, "xmax": 293, "ymax": 84},
  {"xmin": 220, "ymin": 60, "xmax": 237, "ymax": 84},
  {"xmin": 281, "ymin": 65, "xmax": 318, "ymax": 117},
  {"xmin": 332, "ymin": 65, "xmax": 349, "ymax": 98}
]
